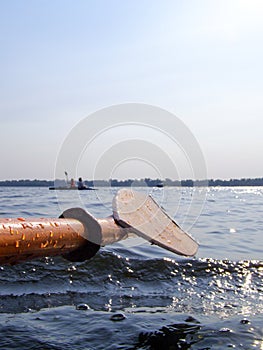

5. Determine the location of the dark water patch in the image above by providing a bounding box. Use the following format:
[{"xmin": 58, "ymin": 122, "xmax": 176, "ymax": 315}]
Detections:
[
  {"xmin": 135, "ymin": 322, "xmax": 202, "ymax": 349},
  {"xmin": 1, "ymin": 306, "xmax": 262, "ymax": 350},
  {"xmin": 131, "ymin": 312, "xmax": 263, "ymax": 350}
]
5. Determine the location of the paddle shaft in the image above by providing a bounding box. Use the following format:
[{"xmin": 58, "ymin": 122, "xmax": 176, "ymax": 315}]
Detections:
[{"xmin": 0, "ymin": 217, "xmax": 128, "ymax": 265}]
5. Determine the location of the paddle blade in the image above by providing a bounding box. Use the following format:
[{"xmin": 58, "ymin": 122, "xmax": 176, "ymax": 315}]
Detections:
[{"xmin": 113, "ymin": 189, "xmax": 198, "ymax": 257}]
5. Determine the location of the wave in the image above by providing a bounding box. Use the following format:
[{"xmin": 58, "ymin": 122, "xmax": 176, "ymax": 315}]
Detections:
[{"xmin": 0, "ymin": 251, "xmax": 262, "ymax": 316}]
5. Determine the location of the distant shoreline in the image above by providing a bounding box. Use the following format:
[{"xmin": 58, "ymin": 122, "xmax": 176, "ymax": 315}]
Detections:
[{"xmin": 0, "ymin": 178, "xmax": 263, "ymax": 187}]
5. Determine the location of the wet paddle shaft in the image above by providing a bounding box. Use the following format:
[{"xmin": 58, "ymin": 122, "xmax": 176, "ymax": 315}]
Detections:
[{"xmin": 0, "ymin": 189, "xmax": 198, "ymax": 264}]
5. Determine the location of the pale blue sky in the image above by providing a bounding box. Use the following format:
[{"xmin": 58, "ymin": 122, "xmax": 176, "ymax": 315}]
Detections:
[{"xmin": 1, "ymin": 0, "xmax": 263, "ymax": 180}]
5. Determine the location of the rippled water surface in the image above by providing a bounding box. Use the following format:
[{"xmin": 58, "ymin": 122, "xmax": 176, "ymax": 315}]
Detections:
[{"xmin": 0, "ymin": 186, "xmax": 262, "ymax": 349}]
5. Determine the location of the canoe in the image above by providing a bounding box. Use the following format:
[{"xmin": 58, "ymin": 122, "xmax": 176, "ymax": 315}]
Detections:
[{"xmin": 49, "ymin": 187, "xmax": 96, "ymax": 191}]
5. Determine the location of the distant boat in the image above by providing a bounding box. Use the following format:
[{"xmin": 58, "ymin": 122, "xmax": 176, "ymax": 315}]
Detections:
[
  {"xmin": 156, "ymin": 182, "xmax": 164, "ymax": 188},
  {"xmin": 49, "ymin": 186, "xmax": 96, "ymax": 191},
  {"xmin": 50, "ymin": 171, "xmax": 97, "ymax": 191}
]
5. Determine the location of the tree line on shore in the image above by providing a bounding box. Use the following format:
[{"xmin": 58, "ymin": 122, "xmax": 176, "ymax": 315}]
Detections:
[{"xmin": 0, "ymin": 177, "xmax": 263, "ymax": 187}]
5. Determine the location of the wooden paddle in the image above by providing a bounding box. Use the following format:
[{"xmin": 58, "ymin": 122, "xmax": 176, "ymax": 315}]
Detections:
[
  {"xmin": 0, "ymin": 189, "xmax": 198, "ymax": 265},
  {"xmin": 113, "ymin": 189, "xmax": 198, "ymax": 257}
]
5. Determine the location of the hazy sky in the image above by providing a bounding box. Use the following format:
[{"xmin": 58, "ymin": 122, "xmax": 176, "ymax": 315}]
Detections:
[{"xmin": 1, "ymin": 0, "xmax": 263, "ymax": 180}]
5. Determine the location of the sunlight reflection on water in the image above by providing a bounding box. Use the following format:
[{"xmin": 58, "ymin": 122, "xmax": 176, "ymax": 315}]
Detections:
[{"xmin": 0, "ymin": 186, "xmax": 262, "ymax": 349}]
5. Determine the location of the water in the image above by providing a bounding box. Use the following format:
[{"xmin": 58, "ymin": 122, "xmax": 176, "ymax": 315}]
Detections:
[{"xmin": 0, "ymin": 186, "xmax": 262, "ymax": 349}]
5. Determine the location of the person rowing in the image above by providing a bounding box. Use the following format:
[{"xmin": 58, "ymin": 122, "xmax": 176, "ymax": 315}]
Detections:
[
  {"xmin": 78, "ymin": 177, "xmax": 87, "ymax": 190},
  {"xmin": 70, "ymin": 178, "xmax": 76, "ymax": 188}
]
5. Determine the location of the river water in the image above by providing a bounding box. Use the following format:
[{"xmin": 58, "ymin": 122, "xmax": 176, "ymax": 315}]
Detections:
[{"xmin": 0, "ymin": 186, "xmax": 262, "ymax": 349}]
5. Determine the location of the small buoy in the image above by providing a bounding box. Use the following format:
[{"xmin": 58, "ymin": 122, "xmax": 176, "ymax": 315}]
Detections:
[
  {"xmin": 76, "ymin": 303, "xmax": 90, "ymax": 310},
  {"xmin": 110, "ymin": 313, "xmax": 126, "ymax": 321}
]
